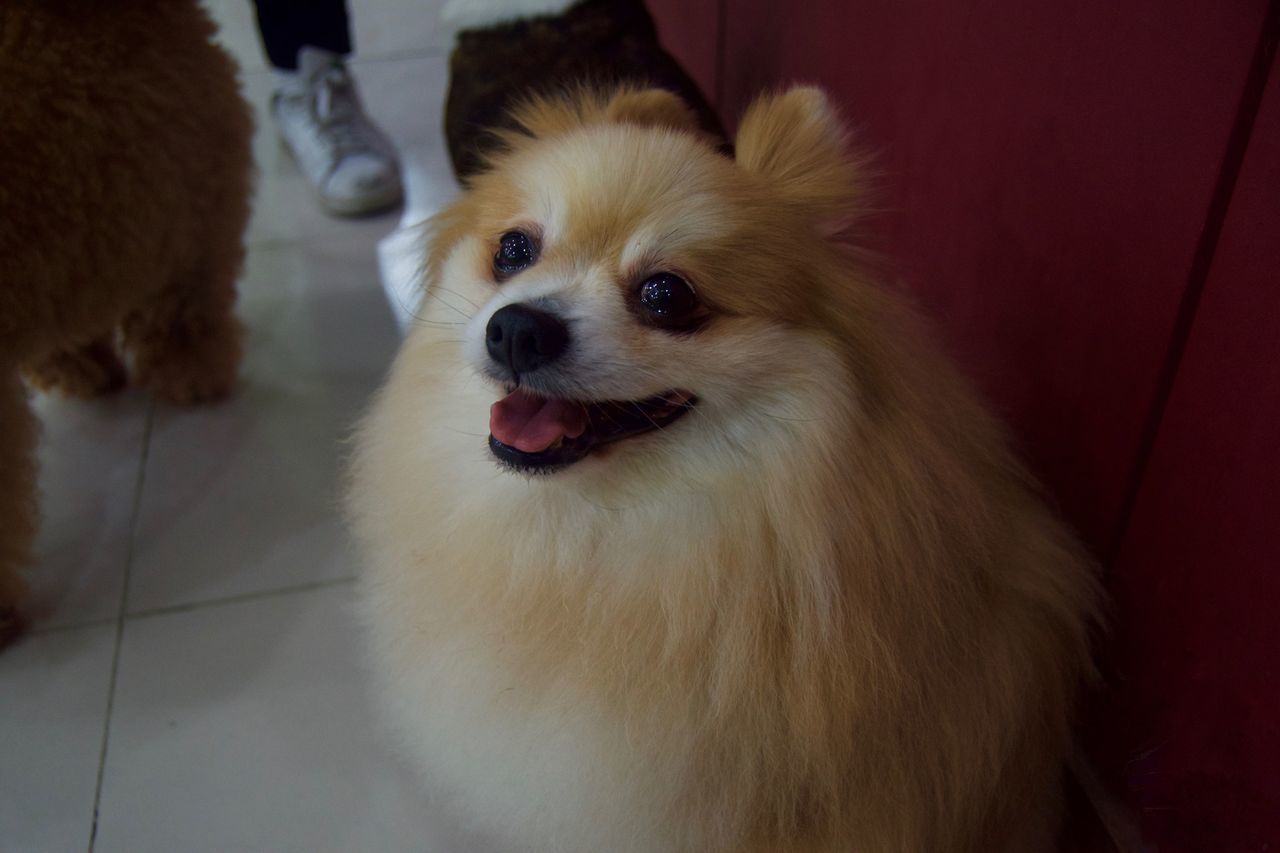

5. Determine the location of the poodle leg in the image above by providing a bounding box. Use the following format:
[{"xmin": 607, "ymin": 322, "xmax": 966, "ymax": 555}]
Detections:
[
  {"xmin": 22, "ymin": 337, "xmax": 127, "ymax": 398},
  {"xmin": 0, "ymin": 371, "xmax": 38, "ymax": 648},
  {"xmin": 123, "ymin": 254, "xmax": 243, "ymax": 406}
]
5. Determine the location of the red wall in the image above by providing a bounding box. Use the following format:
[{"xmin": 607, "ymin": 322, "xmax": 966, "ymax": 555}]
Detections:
[
  {"xmin": 647, "ymin": 1, "xmax": 1279, "ymax": 848},
  {"xmin": 1105, "ymin": 69, "xmax": 1280, "ymax": 850}
]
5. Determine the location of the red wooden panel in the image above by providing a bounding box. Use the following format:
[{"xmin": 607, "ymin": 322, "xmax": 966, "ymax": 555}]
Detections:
[
  {"xmin": 717, "ymin": 0, "xmax": 1267, "ymax": 552},
  {"xmin": 646, "ymin": 0, "xmax": 720, "ymax": 109},
  {"xmin": 1105, "ymin": 69, "xmax": 1280, "ymax": 851}
]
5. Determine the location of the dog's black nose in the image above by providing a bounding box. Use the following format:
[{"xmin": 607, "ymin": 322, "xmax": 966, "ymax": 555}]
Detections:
[{"xmin": 485, "ymin": 304, "xmax": 569, "ymax": 375}]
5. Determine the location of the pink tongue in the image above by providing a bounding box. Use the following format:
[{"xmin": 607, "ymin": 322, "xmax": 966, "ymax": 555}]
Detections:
[{"xmin": 490, "ymin": 388, "xmax": 588, "ymax": 453}]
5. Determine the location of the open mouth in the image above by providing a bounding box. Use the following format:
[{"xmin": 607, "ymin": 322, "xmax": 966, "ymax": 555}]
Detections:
[{"xmin": 488, "ymin": 387, "xmax": 696, "ymax": 473}]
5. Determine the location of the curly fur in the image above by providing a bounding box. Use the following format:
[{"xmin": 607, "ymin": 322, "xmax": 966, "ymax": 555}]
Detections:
[
  {"xmin": 0, "ymin": 0, "xmax": 253, "ymax": 641},
  {"xmin": 347, "ymin": 87, "xmax": 1101, "ymax": 852}
]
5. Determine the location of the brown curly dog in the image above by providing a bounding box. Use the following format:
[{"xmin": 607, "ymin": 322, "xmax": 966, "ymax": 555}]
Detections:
[{"xmin": 0, "ymin": 0, "xmax": 253, "ymax": 645}]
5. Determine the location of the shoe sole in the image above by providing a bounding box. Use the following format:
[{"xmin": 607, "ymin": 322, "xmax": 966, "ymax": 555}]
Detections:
[
  {"xmin": 276, "ymin": 135, "xmax": 404, "ymax": 218},
  {"xmin": 319, "ymin": 182, "xmax": 404, "ymax": 217}
]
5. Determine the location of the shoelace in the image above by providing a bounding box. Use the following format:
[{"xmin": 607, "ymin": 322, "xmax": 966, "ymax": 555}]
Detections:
[{"xmin": 308, "ymin": 65, "xmax": 382, "ymax": 162}]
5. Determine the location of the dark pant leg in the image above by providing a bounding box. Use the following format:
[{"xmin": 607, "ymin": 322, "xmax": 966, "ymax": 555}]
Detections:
[{"xmin": 252, "ymin": 0, "xmax": 353, "ymax": 70}]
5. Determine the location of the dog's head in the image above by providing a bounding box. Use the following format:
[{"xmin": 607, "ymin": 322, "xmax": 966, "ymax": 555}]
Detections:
[{"xmin": 421, "ymin": 86, "xmax": 868, "ymax": 478}]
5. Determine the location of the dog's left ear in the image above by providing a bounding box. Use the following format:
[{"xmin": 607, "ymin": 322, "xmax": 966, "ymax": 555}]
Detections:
[
  {"xmin": 605, "ymin": 89, "xmax": 703, "ymax": 134},
  {"xmin": 734, "ymin": 86, "xmax": 860, "ymax": 233}
]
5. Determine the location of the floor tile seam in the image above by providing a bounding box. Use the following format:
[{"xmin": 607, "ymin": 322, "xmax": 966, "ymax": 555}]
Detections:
[
  {"xmin": 122, "ymin": 576, "xmax": 357, "ymax": 622},
  {"xmin": 27, "ymin": 617, "xmax": 117, "ymax": 638},
  {"xmin": 87, "ymin": 400, "xmax": 155, "ymax": 852},
  {"xmin": 244, "ymin": 231, "xmax": 399, "ymax": 252},
  {"xmin": 236, "ymin": 46, "xmax": 449, "ymax": 82}
]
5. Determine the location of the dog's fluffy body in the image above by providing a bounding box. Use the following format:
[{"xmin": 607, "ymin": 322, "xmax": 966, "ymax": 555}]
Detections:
[
  {"xmin": 0, "ymin": 0, "xmax": 252, "ymax": 636},
  {"xmin": 348, "ymin": 88, "xmax": 1098, "ymax": 852}
]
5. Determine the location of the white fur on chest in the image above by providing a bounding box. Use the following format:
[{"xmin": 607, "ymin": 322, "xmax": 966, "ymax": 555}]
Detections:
[{"xmin": 358, "ymin": 561, "xmax": 678, "ymax": 853}]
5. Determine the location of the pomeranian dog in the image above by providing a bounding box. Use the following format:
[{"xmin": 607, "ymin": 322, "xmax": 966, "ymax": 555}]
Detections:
[
  {"xmin": 347, "ymin": 87, "xmax": 1099, "ymax": 852},
  {"xmin": 0, "ymin": 0, "xmax": 252, "ymax": 642}
]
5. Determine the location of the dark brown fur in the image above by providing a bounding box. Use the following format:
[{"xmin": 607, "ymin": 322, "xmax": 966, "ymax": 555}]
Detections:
[
  {"xmin": 0, "ymin": 0, "xmax": 253, "ymax": 642},
  {"xmin": 444, "ymin": 0, "xmax": 724, "ymax": 182}
]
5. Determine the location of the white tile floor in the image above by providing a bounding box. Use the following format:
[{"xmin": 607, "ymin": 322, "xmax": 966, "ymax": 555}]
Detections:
[{"xmin": 0, "ymin": 3, "xmax": 466, "ymax": 850}]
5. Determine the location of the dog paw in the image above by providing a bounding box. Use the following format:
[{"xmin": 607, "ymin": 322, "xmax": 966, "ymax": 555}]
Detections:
[
  {"xmin": 148, "ymin": 371, "xmax": 237, "ymax": 405},
  {"xmin": 133, "ymin": 317, "xmax": 243, "ymax": 406},
  {"xmin": 23, "ymin": 341, "xmax": 128, "ymax": 398},
  {"xmin": 140, "ymin": 346, "xmax": 240, "ymax": 405}
]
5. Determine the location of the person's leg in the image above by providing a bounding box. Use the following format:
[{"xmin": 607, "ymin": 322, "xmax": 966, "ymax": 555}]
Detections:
[
  {"xmin": 251, "ymin": 0, "xmax": 403, "ymax": 217},
  {"xmin": 253, "ymin": 0, "xmax": 352, "ymax": 70}
]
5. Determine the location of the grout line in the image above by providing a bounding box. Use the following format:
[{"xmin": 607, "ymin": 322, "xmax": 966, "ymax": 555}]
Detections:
[
  {"xmin": 86, "ymin": 401, "xmax": 154, "ymax": 853},
  {"xmin": 245, "ymin": 224, "xmax": 399, "ymax": 252},
  {"xmin": 349, "ymin": 46, "xmax": 451, "ymax": 66},
  {"xmin": 235, "ymin": 46, "xmax": 449, "ymax": 81},
  {"xmin": 27, "ymin": 616, "xmax": 117, "ymax": 638},
  {"xmin": 124, "ymin": 576, "xmax": 356, "ymax": 622},
  {"xmin": 24, "ymin": 571, "xmax": 351, "ymax": 637},
  {"xmin": 1104, "ymin": 0, "xmax": 1279, "ymax": 567}
]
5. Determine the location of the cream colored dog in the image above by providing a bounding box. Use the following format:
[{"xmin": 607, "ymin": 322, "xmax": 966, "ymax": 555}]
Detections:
[{"xmin": 347, "ymin": 86, "xmax": 1098, "ymax": 853}]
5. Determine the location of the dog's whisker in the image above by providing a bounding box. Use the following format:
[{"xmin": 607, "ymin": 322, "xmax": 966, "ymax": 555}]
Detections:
[
  {"xmin": 756, "ymin": 410, "xmax": 821, "ymax": 423},
  {"xmin": 422, "ymin": 289, "xmax": 475, "ymax": 323},
  {"xmin": 579, "ymin": 495, "xmax": 627, "ymax": 513},
  {"xmin": 594, "ymin": 405, "xmax": 628, "ymax": 431},
  {"xmin": 627, "ymin": 400, "xmax": 666, "ymax": 432},
  {"xmin": 392, "ymin": 282, "xmax": 467, "ymax": 331},
  {"xmin": 443, "ymin": 427, "xmax": 489, "ymax": 438},
  {"xmin": 432, "ymin": 285, "xmax": 482, "ymax": 312},
  {"xmin": 403, "ymin": 303, "xmax": 466, "ymax": 329},
  {"xmin": 412, "ymin": 319, "xmax": 467, "ymax": 331}
]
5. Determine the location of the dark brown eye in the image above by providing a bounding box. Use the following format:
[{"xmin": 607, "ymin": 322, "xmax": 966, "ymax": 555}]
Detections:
[
  {"xmin": 494, "ymin": 231, "xmax": 537, "ymax": 278},
  {"xmin": 638, "ymin": 273, "xmax": 699, "ymax": 323}
]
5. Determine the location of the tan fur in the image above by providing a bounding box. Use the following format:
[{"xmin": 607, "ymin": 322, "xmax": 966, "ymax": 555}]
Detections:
[
  {"xmin": 0, "ymin": 0, "xmax": 253, "ymax": 639},
  {"xmin": 347, "ymin": 86, "xmax": 1099, "ymax": 852}
]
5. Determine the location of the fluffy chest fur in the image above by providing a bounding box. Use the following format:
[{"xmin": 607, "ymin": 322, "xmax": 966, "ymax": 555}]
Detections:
[{"xmin": 352, "ymin": 330, "xmax": 1091, "ymax": 853}]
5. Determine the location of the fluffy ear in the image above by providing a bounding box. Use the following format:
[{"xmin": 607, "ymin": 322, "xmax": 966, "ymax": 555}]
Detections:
[
  {"xmin": 734, "ymin": 86, "xmax": 860, "ymax": 230},
  {"xmin": 604, "ymin": 89, "xmax": 703, "ymax": 134}
]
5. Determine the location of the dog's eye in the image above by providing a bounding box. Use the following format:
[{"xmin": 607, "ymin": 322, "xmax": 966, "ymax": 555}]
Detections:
[
  {"xmin": 638, "ymin": 273, "xmax": 699, "ymax": 324},
  {"xmin": 493, "ymin": 231, "xmax": 537, "ymax": 279}
]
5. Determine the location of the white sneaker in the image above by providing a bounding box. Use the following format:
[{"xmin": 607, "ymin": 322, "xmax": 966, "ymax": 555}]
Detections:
[{"xmin": 272, "ymin": 47, "xmax": 403, "ymax": 216}]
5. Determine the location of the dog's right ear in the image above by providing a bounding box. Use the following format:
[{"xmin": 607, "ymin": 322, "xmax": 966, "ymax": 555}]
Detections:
[{"xmin": 734, "ymin": 87, "xmax": 860, "ymax": 233}]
